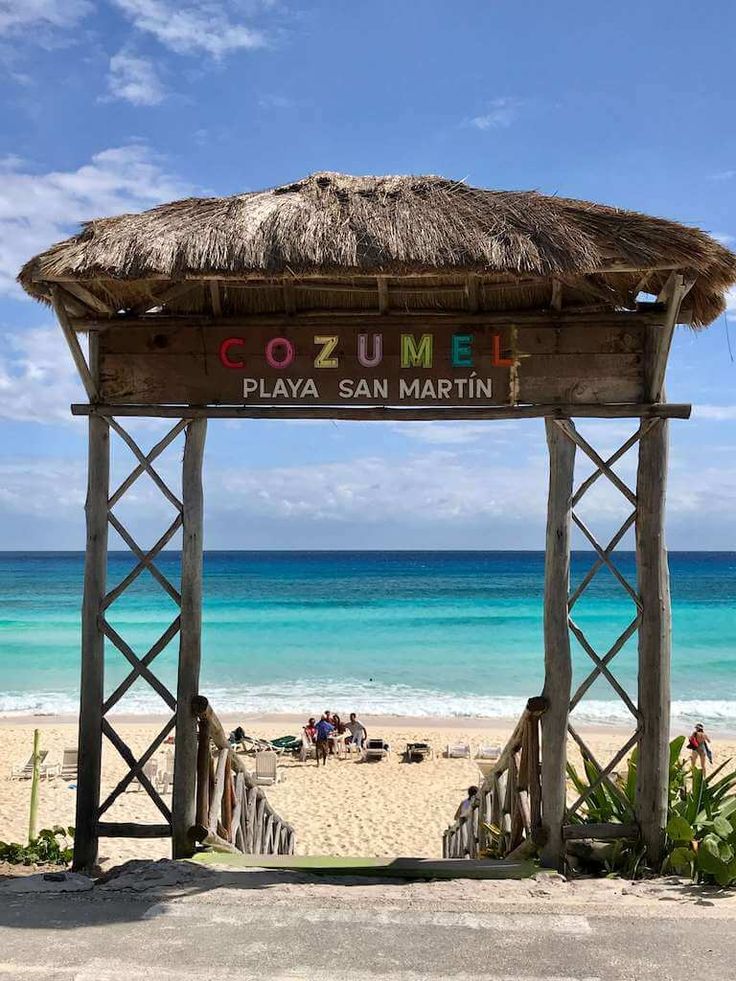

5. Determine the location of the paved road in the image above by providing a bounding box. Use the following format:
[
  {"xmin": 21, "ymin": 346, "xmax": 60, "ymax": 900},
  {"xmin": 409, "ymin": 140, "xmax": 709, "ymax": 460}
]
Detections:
[{"xmin": 0, "ymin": 864, "xmax": 733, "ymax": 981}]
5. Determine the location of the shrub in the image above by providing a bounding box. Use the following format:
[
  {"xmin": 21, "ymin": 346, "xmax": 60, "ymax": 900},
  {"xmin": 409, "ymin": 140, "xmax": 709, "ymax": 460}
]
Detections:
[{"xmin": 0, "ymin": 826, "xmax": 74, "ymax": 866}]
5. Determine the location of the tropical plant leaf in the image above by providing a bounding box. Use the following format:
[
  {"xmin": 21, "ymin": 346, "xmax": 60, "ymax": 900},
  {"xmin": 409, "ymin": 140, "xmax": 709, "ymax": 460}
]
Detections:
[{"xmin": 666, "ymin": 814, "xmax": 694, "ymax": 843}]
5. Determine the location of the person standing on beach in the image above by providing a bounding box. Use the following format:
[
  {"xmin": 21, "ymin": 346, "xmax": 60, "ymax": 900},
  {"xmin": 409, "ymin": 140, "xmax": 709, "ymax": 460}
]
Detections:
[
  {"xmin": 687, "ymin": 723, "xmax": 711, "ymax": 772},
  {"xmin": 347, "ymin": 713, "xmax": 367, "ymax": 755},
  {"xmin": 314, "ymin": 714, "xmax": 334, "ymax": 766}
]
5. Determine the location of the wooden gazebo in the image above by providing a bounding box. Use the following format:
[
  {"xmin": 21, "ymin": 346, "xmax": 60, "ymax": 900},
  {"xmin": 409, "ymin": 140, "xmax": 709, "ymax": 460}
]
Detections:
[{"xmin": 20, "ymin": 171, "xmax": 736, "ymax": 871}]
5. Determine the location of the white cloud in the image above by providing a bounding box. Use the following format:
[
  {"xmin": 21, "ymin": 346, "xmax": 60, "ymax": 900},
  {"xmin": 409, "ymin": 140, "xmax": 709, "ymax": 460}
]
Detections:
[
  {"xmin": 713, "ymin": 231, "xmax": 735, "ymax": 246},
  {"xmin": 0, "ymin": 144, "xmax": 192, "ymax": 295},
  {"xmin": 391, "ymin": 421, "xmax": 513, "ymax": 445},
  {"xmin": 111, "ymin": 0, "xmax": 266, "ymax": 57},
  {"xmin": 0, "ymin": 0, "xmax": 92, "ymax": 36},
  {"xmin": 106, "ymin": 50, "xmax": 166, "ymax": 105},
  {"xmin": 725, "ymin": 286, "xmax": 736, "ymax": 312},
  {"xmin": 707, "ymin": 170, "xmax": 736, "ymax": 182},
  {"xmin": 693, "ymin": 404, "xmax": 736, "ymax": 421},
  {"xmin": 468, "ymin": 97, "xmax": 522, "ymax": 131},
  {"xmin": 0, "ymin": 326, "xmax": 85, "ymax": 423}
]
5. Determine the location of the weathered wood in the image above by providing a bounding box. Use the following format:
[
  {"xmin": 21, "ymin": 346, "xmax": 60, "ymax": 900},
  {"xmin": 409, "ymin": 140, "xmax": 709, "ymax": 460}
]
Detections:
[
  {"xmin": 172, "ymin": 418, "xmax": 207, "ymax": 859},
  {"xmin": 563, "ymin": 822, "xmax": 640, "ymax": 841},
  {"xmin": 195, "ymin": 716, "xmax": 210, "ymax": 829},
  {"xmin": 70, "ymin": 305, "xmax": 672, "ymax": 331},
  {"xmin": 108, "ymin": 419, "xmax": 188, "ymax": 507},
  {"xmin": 51, "ymin": 286, "xmax": 98, "ymax": 400},
  {"xmin": 208, "ymin": 748, "xmax": 229, "ymax": 834},
  {"xmin": 526, "ymin": 716, "xmax": 542, "ymax": 832},
  {"xmin": 635, "ymin": 416, "xmax": 672, "ymax": 865},
  {"xmin": 101, "ymin": 719, "xmax": 172, "ymax": 823},
  {"xmin": 72, "ymin": 378, "xmax": 109, "ymax": 873},
  {"xmin": 646, "ymin": 275, "xmax": 693, "ymax": 402},
  {"xmin": 97, "ymin": 717, "xmax": 176, "ymax": 815},
  {"xmin": 61, "ymin": 281, "xmax": 114, "ymax": 316},
  {"xmin": 103, "ymin": 617, "xmax": 181, "ymax": 714},
  {"xmin": 73, "ymin": 402, "xmax": 692, "ymax": 421},
  {"xmin": 222, "ymin": 769, "xmax": 234, "ymax": 841},
  {"xmin": 566, "ymin": 725, "xmax": 638, "ymax": 818},
  {"xmin": 540, "ymin": 417, "xmax": 576, "ymax": 869},
  {"xmin": 97, "ymin": 822, "xmax": 172, "ymax": 838},
  {"xmin": 198, "ymin": 831, "xmax": 241, "ymax": 854}
]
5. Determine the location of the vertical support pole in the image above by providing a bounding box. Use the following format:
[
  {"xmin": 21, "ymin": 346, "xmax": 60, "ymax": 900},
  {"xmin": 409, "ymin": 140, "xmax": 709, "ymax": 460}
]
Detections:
[
  {"xmin": 172, "ymin": 418, "xmax": 207, "ymax": 858},
  {"xmin": 540, "ymin": 418, "xmax": 576, "ymax": 868},
  {"xmin": 635, "ymin": 417, "xmax": 671, "ymax": 865},
  {"xmin": 73, "ymin": 396, "xmax": 109, "ymax": 871},
  {"xmin": 28, "ymin": 728, "xmax": 41, "ymax": 843}
]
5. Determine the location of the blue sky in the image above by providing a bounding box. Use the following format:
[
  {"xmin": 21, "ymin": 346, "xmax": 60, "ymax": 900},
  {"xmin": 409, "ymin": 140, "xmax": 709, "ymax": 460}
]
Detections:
[{"xmin": 1, "ymin": 0, "xmax": 735, "ymax": 550}]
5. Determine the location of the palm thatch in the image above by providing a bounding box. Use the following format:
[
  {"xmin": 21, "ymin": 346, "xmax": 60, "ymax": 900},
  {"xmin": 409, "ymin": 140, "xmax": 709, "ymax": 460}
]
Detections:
[{"xmin": 18, "ymin": 171, "xmax": 736, "ymax": 326}]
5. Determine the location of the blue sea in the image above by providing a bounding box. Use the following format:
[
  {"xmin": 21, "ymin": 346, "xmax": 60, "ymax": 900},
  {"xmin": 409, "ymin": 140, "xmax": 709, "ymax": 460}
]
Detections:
[{"xmin": 0, "ymin": 551, "xmax": 734, "ymax": 729}]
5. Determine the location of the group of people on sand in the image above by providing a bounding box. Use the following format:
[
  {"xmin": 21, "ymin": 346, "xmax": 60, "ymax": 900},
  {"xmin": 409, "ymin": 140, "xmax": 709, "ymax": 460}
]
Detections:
[{"xmin": 302, "ymin": 711, "xmax": 368, "ymax": 765}]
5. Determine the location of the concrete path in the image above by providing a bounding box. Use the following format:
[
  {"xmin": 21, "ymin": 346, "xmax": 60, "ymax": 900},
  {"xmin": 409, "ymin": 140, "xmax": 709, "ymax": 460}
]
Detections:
[{"xmin": 0, "ymin": 860, "xmax": 733, "ymax": 980}]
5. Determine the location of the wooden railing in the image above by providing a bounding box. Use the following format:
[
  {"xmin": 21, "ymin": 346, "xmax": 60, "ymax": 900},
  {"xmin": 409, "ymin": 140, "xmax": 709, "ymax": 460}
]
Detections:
[
  {"xmin": 189, "ymin": 695, "xmax": 295, "ymax": 856},
  {"xmin": 442, "ymin": 696, "xmax": 546, "ymax": 860}
]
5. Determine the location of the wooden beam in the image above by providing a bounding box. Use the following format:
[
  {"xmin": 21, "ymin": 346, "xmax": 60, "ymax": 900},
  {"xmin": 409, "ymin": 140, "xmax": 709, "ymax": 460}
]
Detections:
[
  {"xmin": 540, "ymin": 417, "xmax": 575, "ymax": 869},
  {"xmin": 646, "ymin": 275, "xmax": 694, "ymax": 402},
  {"xmin": 209, "ymin": 281, "xmax": 222, "ymax": 317},
  {"xmin": 72, "ymin": 390, "xmax": 109, "ymax": 873},
  {"xmin": 130, "ymin": 282, "xmax": 198, "ymax": 316},
  {"xmin": 635, "ymin": 417, "xmax": 671, "ymax": 865},
  {"xmin": 97, "ymin": 822, "xmax": 171, "ymax": 838},
  {"xmin": 51, "ymin": 286, "xmax": 98, "ymax": 400},
  {"xmin": 282, "ymin": 278, "xmax": 296, "ymax": 315},
  {"xmin": 465, "ymin": 274, "xmax": 480, "ymax": 313},
  {"xmin": 70, "ymin": 308, "xmax": 670, "ymax": 332},
  {"xmin": 550, "ymin": 279, "xmax": 563, "ymax": 312},
  {"xmin": 60, "ymin": 282, "xmax": 114, "ymax": 316},
  {"xmin": 72, "ymin": 402, "xmax": 693, "ymax": 422},
  {"xmin": 172, "ymin": 418, "xmax": 207, "ymax": 859},
  {"xmin": 377, "ymin": 276, "xmax": 389, "ymax": 314},
  {"xmin": 563, "ymin": 822, "xmax": 639, "ymax": 841}
]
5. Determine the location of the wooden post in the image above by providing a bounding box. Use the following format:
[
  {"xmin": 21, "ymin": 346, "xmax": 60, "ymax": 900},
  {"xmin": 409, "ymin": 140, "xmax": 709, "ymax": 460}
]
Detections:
[
  {"xmin": 73, "ymin": 406, "xmax": 110, "ymax": 872},
  {"xmin": 540, "ymin": 418, "xmax": 575, "ymax": 868},
  {"xmin": 28, "ymin": 729, "xmax": 41, "ymax": 843},
  {"xmin": 635, "ymin": 417, "xmax": 671, "ymax": 865},
  {"xmin": 172, "ymin": 418, "xmax": 207, "ymax": 858}
]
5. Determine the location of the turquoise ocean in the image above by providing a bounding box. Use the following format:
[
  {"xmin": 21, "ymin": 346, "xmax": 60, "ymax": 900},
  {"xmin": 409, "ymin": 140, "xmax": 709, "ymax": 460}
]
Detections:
[{"xmin": 0, "ymin": 551, "xmax": 734, "ymax": 728}]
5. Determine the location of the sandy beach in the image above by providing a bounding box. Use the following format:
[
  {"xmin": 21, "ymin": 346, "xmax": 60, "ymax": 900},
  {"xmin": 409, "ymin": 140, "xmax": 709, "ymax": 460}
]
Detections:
[{"xmin": 2, "ymin": 713, "xmax": 733, "ymax": 868}]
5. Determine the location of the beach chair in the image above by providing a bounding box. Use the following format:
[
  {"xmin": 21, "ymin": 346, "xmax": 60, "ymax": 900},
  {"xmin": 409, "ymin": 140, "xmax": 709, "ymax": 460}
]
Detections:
[
  {"xmin": 59, "ymin": 748, "xmax": 78, "ymax": 781},
  {"xmin": 300, "ymin": 731, "xmax": 316, "ymax": 762},
  {"xmin": 363, "ymin": 738, "xmax": 390, "ymax": 761},
  {"xmin": 155, "ymin": 754, "xmax": 174, "ymax": 795},
  {"xmin": 254, "ymin": 751, "xmax": 281, "ymax": 786},
  {"xmin": 445, "ymin": 742, "xmax": 471, "ymax": 759},
  {"xmin": 10, "ymin": 749, "xmax": 52, "ymax": 779},
  {"xmin": 476, "ymin": 744, "xmax": 502, "ymax": 761},
  {"xmin": 404, "ymin": 741, "xmax": 434, "ymax": 762}
]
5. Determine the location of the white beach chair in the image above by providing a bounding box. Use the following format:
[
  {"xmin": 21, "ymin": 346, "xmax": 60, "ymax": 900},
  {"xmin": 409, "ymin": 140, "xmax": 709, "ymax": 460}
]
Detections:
[
  {"xmin": 254, "ymin": 751, "xmax": 281, "ymax": 786},
  {"xmin": 445, "ymin": 742, "xmax": 471, "ymax": 759},
  {"xmin": 404, "ymin": 742, "xmax": 434, "ymax": 762},
  {"xmin": 300, "ymin": 731, "xmax": 316, "ymax": 762},
  {"xmin": 363, "ymin": 738, "xmax": 390, "ymax": 761},
  {"xmin": 59, "ymin": 748, "xmax": 78, "ymax": 781},
  {"xmin": 476, "ymin": 744, "xmax": 502, "ymax": 761},
  {"xmin": 10, "ymin": 749, "xmax": 53, "ymax": 779}
]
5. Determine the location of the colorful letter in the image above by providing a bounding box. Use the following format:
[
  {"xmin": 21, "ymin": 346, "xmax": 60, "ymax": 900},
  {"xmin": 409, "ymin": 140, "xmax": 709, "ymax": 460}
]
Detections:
[
  {"xmin": 400, "ymin": 333, "xmax": 433, "ymax": 368},
  {"xmin": 357, "ymin": 333, "xmax": 383, "ymax": 368},
  {"xmin": 219, "ymin": 337, "xmax": 245, "ymax": 369},
  {"xmin": 265, "ymin": 337, "xmax": 295, "ymax": 369},
  {"xmin": 313, "ymin": 335, "xmax": 339, "ymax": 368},
  {"xmin": 451, "ymin": 334, "xmax": 473, "ymax": 367},
  {"xmin": 491, "ymin": 333, "xmax": 514, "ymax": 367}
]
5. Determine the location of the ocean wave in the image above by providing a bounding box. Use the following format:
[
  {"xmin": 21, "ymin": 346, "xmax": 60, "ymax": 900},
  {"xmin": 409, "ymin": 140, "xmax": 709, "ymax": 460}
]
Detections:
[{"xmin": 2, "ymin": 683, "xmax": 736, "ymax": 729}]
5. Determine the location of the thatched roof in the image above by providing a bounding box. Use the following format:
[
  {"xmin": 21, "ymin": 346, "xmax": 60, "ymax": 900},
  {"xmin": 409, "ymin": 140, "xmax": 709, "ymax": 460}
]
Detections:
[{"xmin": 18, "ymin": 171, "xmax": 736, "ymax": 326}]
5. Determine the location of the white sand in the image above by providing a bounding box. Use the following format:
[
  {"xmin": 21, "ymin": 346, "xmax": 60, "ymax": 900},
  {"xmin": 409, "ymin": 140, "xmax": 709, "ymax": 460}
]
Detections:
[{"xmin": 1, "ymin": 715, "xmax": 732, "ymax": 867}]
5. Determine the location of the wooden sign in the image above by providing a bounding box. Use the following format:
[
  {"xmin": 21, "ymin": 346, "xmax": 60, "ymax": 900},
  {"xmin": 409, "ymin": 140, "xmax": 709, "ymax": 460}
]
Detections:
[{"xmin": 97, "ymin": 321, "xmax": 645, "ymax": 408}]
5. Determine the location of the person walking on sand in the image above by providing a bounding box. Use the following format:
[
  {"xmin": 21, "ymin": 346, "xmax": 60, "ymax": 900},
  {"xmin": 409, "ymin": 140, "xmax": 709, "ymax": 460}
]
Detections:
[
  {"xmin": 687, "ymin": 723, "xmax": 711, "ymax": 772},
  {"xmin": 314, "ymin": 713, "xmax": 334, "ymax": 767}
]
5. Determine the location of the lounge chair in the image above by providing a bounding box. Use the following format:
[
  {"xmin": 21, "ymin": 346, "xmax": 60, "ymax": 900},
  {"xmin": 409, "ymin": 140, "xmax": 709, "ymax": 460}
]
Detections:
[
  {"xmin": 270, "ymin": 734, "xmax": 301, "ymax": 754},
  {"xmin": 59, "ymin": 748, "xmax": 78, "ymax": 781},
  {"xmin": 299, "ymin": 731, "xmax": 316, "ymax": 762},
  {"xmin": 445, "ymin": 742, "xmax": 471, "ymax": 759},
  {"xmin": 254, "ymin": 751, "xmax": 281, "ymax": 786},
  {"xmin": 404, "ymin": 742, "xmax": 434, "ymax": 762},
  {"xmin": 363, "ymin": 738, "xmax": 390, "ymax": 761},
  {"xmin": 476, "ymin": 744, "xmax": 502, "ymax": 760},
  {"xmin": 10, "ymin": 749, "xmax": 53, "ymax": 779}
]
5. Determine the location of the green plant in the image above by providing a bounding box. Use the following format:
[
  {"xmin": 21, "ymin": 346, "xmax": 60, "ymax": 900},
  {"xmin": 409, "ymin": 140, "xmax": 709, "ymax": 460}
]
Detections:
[
  {"xmin": 567, "ymin": 736, "xmax": 736, "ymax": 886},
  {"xmin": 665, "ymin": 762, "xmax": 736, "ymax": 886},
  {"xmin": 0, "ymin": 826, "xmax": 74, "ymax": 866}
]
